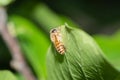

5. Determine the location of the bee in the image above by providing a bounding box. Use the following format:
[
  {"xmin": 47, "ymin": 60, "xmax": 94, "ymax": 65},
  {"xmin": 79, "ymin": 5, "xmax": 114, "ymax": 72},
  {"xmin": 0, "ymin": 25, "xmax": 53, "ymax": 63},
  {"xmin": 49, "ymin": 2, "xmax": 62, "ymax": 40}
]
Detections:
[{"xmin": 50, "ymin": 28, "xmax": 65, "ymax": 55}]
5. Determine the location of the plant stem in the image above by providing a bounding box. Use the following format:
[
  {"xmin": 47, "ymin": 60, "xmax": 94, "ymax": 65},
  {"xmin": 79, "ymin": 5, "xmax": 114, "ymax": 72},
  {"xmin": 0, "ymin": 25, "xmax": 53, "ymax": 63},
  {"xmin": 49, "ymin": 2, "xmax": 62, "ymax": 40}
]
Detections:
[{"xmin": 0, "ymin": 7, "xmax": 36, "ymax": 80}]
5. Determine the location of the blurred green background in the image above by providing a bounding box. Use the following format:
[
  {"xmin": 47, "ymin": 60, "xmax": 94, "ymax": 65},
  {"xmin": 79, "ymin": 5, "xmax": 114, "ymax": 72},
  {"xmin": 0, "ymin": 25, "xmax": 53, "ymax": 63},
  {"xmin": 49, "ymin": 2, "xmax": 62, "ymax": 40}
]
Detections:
[{"xmin": 0, "ymin": 0, "xmax": 120, "ymax": 80}]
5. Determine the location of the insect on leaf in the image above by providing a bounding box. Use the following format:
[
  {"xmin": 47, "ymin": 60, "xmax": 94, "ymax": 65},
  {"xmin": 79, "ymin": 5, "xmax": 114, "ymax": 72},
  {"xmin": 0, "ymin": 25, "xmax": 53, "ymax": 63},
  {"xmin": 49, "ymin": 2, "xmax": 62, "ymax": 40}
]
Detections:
[{"xmin": 47, "ymin": 24, "xmax": 119, "ymax": 80}]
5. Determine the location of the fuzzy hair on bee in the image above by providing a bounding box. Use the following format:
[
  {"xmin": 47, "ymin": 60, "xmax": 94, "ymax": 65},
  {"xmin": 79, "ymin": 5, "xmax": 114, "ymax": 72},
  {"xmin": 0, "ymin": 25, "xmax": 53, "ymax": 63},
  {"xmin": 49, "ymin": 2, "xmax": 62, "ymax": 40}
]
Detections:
[{"xmin": 50, "ymin": 28, "xmax": 65, "ymax": 55}]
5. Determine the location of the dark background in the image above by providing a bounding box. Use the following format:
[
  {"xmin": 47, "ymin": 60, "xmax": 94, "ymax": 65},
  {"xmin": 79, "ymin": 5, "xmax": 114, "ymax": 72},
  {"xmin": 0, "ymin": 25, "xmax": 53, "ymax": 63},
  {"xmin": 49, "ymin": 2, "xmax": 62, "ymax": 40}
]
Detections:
[{"xmin": 8, "ymin": 0, "xmax": 120, "ymax": 34}]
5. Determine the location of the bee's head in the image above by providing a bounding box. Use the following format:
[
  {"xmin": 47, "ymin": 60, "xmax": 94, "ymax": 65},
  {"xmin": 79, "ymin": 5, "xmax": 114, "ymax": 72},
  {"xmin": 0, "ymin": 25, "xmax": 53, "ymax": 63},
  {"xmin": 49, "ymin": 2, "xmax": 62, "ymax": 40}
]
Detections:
[{"xmin": 50, "ymin": 28, "xmax": 57, "ymax": 33}]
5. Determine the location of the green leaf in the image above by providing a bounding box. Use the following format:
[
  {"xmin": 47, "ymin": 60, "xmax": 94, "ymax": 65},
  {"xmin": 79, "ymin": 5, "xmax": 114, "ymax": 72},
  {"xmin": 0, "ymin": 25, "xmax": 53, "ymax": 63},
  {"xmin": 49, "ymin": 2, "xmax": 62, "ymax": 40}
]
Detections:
[
  {"xmin": 0, "ymin": 70, "xmax": 17, "ymax": 80},
  {"xmin": 8, "ymin": 15, "xmax": 50, "ymax": 80},
  {"xmin": 47, "ymin": 24, "xmax": 119, "ymax": 80},
  {"xmin": 94, "ymin": 31, "xmax": 120, "ymax": 70},
  {"xmin": 115, "ymin": 74, "xmax": 120, "ymax": 80},
  {"xmin": 0, "ymin": 0, "xmax": 14, "ymax": 6}
]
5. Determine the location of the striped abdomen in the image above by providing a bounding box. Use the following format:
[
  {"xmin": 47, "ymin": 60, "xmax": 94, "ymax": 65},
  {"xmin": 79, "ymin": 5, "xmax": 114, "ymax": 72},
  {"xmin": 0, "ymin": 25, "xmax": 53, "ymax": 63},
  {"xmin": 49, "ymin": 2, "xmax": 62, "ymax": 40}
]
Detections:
[{"xmin": 54, "ymin": 41, "xmax": 65, "ymax": 54}]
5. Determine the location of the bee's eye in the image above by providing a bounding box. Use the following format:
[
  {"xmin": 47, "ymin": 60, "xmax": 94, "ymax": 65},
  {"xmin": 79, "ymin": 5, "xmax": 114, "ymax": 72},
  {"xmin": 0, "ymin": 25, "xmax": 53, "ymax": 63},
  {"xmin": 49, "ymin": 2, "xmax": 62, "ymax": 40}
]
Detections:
[{"xmin": 51, "ymin": 29, "xmax": 57, "ymax": 33}]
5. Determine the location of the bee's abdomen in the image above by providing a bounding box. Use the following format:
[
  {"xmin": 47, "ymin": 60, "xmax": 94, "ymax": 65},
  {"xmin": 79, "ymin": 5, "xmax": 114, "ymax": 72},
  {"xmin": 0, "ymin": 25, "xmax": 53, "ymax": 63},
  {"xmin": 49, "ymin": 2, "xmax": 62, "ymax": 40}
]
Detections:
[{"xmin": 55, "ymin": 42, "xmax": 65, "ymax": 54}]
